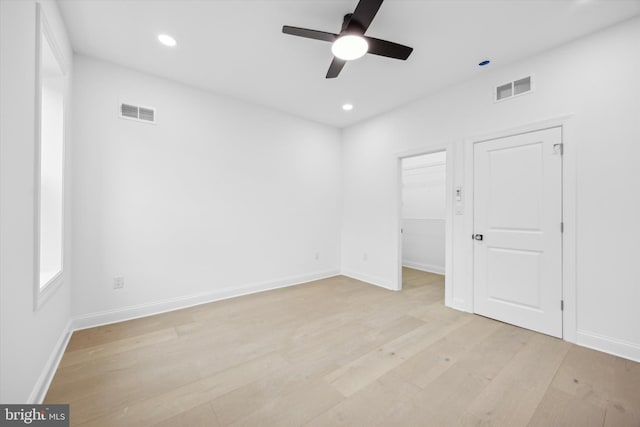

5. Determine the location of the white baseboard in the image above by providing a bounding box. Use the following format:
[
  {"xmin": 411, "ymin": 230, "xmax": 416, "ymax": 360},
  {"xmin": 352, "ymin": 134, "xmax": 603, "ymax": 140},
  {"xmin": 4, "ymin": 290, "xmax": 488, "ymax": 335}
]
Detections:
[
  {"xmin": 402, "ymin": 261, "xmax": 445, "ymax": 275},
  {"xmin": 341, "ymin": 269, "xmax": 396, "ymax": 291},
  {"xmin": 447, "ymin": 297, "xmax": 473, "ymax": 314},
  {"xmin": 576, "ymin": 329, "xmax": 640, "ymax": 363},
  {"xmin": 27, "ymin": 319, "xmax": 73, "ymax": 404},
  {"xmin": 72, "ymin": 269, "xmax": 340, "ymax": 331}
]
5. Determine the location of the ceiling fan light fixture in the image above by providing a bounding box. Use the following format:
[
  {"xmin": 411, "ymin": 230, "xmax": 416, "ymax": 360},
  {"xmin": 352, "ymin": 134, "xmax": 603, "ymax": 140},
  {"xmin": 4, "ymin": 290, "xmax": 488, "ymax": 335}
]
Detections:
[
  {"xmin": 331, "ymin": 35, "xmax": 368, "ymax": 60},
  {"xmin": 158, "ymin": 34, "xmax": 177, "ymax": 47},
  {"xmin": 282, "ymin": 0, "xmax": 413, "ymax": 78}
]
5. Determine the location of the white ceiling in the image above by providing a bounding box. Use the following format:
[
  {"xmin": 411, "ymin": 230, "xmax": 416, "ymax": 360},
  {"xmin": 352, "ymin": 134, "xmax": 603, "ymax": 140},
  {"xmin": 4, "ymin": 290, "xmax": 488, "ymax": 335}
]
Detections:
[{"xmin": 58, "ymin": 0, "xmax": 640, "ymax": 128}]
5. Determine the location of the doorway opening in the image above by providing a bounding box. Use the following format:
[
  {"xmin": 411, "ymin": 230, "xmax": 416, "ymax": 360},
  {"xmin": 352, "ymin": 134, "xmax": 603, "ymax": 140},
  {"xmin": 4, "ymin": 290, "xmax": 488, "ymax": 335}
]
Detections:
[{"xmin": 399, "ymin": 150, "xmax": 447, "ymax": 295}]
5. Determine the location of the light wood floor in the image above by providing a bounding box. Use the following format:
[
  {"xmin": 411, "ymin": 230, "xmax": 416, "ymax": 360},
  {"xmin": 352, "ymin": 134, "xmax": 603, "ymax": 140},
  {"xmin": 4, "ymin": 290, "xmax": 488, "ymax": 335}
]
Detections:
[{"xmin": 46, "ymin": 268, "xmax": 640, "ymax": 426}]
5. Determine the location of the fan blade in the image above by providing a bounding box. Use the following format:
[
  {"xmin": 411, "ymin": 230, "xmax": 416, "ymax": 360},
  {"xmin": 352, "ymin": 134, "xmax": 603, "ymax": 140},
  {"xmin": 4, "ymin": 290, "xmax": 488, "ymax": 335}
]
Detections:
[
  {"xmin": 326, "ymin": 57, "xmax": 347, "ymax": 78},
  {"xmin": 347, "ymin": 0, "xmax": 384, "ymax": 33},
  {"xmin": 282, "ymin": 26, "xmax": 337, "ymax": 42},
  {"xmin": 365, "ymin": 37, "xmax": 413, "ymax": 60}
]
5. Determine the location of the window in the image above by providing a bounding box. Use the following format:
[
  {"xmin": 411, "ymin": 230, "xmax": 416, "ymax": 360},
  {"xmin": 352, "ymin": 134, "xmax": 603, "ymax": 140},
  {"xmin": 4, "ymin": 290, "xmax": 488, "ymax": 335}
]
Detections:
[{"xmin": 35, "ymin": 5, "xmax": 66, "ymax": 307}]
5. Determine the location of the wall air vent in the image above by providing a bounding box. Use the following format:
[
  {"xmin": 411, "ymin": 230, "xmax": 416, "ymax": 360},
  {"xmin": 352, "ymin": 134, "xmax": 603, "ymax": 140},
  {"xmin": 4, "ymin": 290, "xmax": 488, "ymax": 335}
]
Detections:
[
  {"xmin": 119, "ymin": 103, "xmax": 156, "ymax": 124},
  {"xmin": 495, "ymin": 76, "xmax": 533, "ymax": 102}
]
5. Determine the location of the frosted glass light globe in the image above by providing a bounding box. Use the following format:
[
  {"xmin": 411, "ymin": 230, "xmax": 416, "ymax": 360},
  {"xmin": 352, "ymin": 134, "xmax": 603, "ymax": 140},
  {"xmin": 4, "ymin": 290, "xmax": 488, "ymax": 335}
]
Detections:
[
  {"xmin": 158, "ymin": 34, "xmax": 177, "ymax": 47},
  {"xmin": 331, "ymin": 35, "xmax": 368, "ymax": 60}
]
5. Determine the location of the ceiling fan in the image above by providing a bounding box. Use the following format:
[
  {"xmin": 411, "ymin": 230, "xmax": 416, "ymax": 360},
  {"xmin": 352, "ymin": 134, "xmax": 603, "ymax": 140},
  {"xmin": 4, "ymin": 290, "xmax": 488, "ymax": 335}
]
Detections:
[{"xmin": 282, "ymin": 0, "xmax": 413, "ymax": 78}]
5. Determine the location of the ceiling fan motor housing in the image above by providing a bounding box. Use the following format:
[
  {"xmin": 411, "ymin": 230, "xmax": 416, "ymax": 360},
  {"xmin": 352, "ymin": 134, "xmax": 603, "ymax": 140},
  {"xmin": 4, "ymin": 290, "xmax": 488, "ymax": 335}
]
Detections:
[{"xmin": 341, "ymin": 13, "xmax": 364, "ymax": 34}]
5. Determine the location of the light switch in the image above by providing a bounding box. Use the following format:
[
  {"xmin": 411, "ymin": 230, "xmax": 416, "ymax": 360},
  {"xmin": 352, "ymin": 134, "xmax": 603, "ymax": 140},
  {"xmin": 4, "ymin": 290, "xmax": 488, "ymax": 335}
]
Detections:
[{"xmin": 455, "ymin": 187, "xmax": 462, "ymax": 202}]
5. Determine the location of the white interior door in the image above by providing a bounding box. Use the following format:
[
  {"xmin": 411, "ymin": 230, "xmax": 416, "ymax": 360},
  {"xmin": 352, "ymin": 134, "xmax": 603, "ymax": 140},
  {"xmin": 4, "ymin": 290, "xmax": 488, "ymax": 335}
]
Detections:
[{"xmin": 473, "ymin": 127, "xmax": 562, "ymax": 337}]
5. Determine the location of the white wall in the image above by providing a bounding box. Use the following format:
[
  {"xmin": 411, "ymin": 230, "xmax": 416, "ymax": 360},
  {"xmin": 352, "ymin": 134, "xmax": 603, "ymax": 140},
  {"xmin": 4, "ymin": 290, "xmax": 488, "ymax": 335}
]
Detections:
[
  {"xmin": 0, "ymin": 0, "xmax": 73, "ymax": 403},
  {"xmin": 402, "ymin": 152, "xmax": 446, "ymax": 274},
  {"xmin": 341, "ymin": 17, "xmax": 640, "ymax": 360},
  {"xmin": 71, "ymin": 56, "xmax": 342, "ymax": 324}
]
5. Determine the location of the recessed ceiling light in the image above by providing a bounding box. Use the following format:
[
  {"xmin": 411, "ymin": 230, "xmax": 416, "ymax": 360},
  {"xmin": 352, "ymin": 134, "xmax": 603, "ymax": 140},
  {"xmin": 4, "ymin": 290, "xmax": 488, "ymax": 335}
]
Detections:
[
  {"xmin": 332, "ymin": 35, "xmax": 368, "ymax": 61},
  {"xmin": 342, "ymin": 103, "xmax": 354, "ymax": 111},
  {"xmin": 158, "ymin": 34, "xmax": 177, "ymax": 47},
  {"xmin": 478, "ymin": 59, "xmax": 491, "ymax": 67}
]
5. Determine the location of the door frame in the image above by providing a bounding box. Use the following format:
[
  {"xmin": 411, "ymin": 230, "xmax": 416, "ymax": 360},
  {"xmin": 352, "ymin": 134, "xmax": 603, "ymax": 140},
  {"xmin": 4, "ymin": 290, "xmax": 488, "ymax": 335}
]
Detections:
[
  {"xmin": 463, "ymin": 114, "xmax": 577, "ymax": 343},
  {"xmin": 395, "ymin": 144, "xmax": 454, "ymax": 297}
]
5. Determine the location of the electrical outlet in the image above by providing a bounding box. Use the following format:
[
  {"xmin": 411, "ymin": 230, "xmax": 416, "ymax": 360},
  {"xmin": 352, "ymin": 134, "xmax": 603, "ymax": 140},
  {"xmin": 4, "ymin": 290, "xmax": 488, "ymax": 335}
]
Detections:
[
  {"xmin": 363, "ymin": 253, "xmax": 368, "ymax": 262},
  {"xmin": 315, "ymin": 252, "xmax": 320, "ymax": 261},
  {"xmin": 113, "ymin": 276, "xmax": 124, "ymax": 290}
]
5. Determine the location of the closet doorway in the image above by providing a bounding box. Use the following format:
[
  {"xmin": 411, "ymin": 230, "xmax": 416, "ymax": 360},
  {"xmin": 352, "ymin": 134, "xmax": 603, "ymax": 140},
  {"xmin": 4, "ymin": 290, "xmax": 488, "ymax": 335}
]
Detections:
[{"xmin": 399, "ymin": 151, "xmax": 447, "ymax": 293}]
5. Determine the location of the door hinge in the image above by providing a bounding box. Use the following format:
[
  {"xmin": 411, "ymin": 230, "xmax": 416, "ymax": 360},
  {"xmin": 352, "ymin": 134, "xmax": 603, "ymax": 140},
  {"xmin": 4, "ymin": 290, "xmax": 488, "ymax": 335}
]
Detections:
[
  {"xmin": 561, "ymin": 300, "xmax": 564, "ymax": 311},
  {"xmin": 560, "ymin": 222, "xmax": 564, "ymax": 233},
  {"xmin": 553, "ymin": 143, "xmax": 564, "ymax": 155}
]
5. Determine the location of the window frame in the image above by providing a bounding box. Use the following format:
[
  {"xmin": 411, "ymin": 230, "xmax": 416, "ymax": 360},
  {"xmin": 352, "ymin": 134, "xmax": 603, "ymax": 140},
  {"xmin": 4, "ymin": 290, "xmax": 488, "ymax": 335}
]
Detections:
[{"xmin": 34, "ymin": 3, "xmax": 67, "ymax": 310}]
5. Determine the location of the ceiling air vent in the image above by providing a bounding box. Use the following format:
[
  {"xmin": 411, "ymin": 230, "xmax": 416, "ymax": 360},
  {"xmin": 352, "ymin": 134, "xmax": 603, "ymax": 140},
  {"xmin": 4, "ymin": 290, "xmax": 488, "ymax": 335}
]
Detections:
[
  {"xmin": 495, "ymin": 76, "xmax": 533, "ymax": 102},
  {"xmin": 119, "ymin": 103, "xmax": 156, "ymax": 124}
]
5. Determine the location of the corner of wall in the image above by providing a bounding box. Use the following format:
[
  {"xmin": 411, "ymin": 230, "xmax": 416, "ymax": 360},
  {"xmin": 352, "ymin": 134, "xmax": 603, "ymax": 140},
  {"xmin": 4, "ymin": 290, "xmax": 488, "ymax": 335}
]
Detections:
[{"xmin": 27, "ymin": 320, "xmax": 73, "ymax": 403}]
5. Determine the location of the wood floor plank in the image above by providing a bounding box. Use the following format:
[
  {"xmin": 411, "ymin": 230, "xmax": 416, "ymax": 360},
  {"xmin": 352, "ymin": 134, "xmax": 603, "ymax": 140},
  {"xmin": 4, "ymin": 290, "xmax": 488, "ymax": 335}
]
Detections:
[
  {"xmin": 67, "ymin": 308, "xmax": 197, "ymax": 352},
  {"xmin": 43, "ymin": 268, "xmax": 640, "ymax": 426},
  {"xmin": 527, "ymin": 386, "xmax": 605, "ymax": 427},
  {"xmin": 229, "ymin": 380, "xmax": 343, "ymax": 427},
  {"xmin": 391, "ymin": 315, "xmax": 503, "ymax": 389},
  {"xmin": 78, "ymin": 352, "xmax": 290, "ymax": 426},
  {"xmin": 549, "ymin": 344, "xmax": 640, "ymax": 426},
  {"xmin": 373, "ymin": 322, "xmax": 536, "ymax": 426},
  {"xmin": 305, "ymin": 371, "xmax": 420, "ymax": 427},
  {"xmin": 210, "ymin": 358, "xmax": 335, "ymax": 426},
  {"xmin": 210, "ymin": 315, "xmax": 425, "ymax": 426},
  {"xmin": 460, "ymin": 333, "xmax": 571, "ymax": 426},
  {"xmin": 323, "ymin": 315, "xmax": 473, "ymax": 396},
  {"xmin": 377, "ymin": 361, "xmax": 495, "ymax": 427},
  {"xmin": 151, "ymin": 402, "xmax": 220, "ymax": 427},
  {"xmin": 59, "ymin": 328, "xmax": 179, "ymax": 368},
  {"xmin": 603, "ymin": 399, "xmax": 640, "ymax": 427}
]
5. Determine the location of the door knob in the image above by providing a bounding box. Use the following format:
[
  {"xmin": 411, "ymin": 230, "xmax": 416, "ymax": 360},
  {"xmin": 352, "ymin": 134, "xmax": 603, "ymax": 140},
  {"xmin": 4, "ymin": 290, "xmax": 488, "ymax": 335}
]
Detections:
[{"xmin": 474, "ymin": 234, "xmax": 484, "ymax": 241}]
